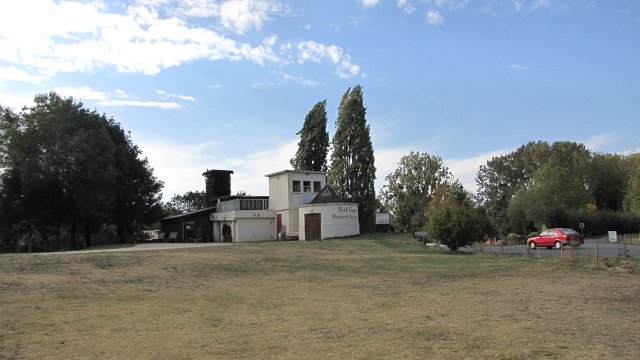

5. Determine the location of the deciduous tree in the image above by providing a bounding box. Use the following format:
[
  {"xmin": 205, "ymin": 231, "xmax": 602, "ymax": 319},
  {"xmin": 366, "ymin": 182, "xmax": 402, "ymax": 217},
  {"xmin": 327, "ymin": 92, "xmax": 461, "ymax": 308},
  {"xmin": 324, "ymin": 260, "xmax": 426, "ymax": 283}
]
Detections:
[
  {"xmin": 0, "ymin": 92, "xmax": 164, "ymax": 250},
  {"xmin": 379, "ymin": 151, "xmax": 452, "ymax": 233}
]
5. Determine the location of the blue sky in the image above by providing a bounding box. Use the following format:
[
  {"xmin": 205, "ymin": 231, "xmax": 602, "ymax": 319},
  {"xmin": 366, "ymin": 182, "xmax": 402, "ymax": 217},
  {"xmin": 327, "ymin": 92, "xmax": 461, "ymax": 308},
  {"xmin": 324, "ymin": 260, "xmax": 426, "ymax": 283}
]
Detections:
[{"xmin": 1, "ymin": 0, "xmax": 638, "ymax": 200}]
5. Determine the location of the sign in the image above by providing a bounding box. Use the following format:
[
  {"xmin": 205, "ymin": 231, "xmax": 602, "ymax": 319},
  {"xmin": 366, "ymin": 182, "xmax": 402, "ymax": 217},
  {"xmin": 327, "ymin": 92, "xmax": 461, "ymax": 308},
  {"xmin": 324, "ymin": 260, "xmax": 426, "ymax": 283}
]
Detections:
[
  {"xmin": 332, "ymin": 205, "xmax": 358, "ymax": 221},
  {"xmin": 579, "ymin": 222, "xmax": 585, "ymax": 230},
  {"xmin": 608, "ymin": 231, "xmax": 617, "ymax": 243},
  {"xmin": 376, "ymin": 213, "xmax": 390, "ymax": 225}
]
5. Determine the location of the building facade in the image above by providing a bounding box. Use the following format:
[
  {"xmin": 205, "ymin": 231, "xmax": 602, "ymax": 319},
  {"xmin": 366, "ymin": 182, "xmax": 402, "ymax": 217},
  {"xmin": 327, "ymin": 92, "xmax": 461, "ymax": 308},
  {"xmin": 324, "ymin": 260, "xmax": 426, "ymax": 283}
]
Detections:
[{"xmin": 160, "ymin": 169, "xmax": 360, "ymax": 243}]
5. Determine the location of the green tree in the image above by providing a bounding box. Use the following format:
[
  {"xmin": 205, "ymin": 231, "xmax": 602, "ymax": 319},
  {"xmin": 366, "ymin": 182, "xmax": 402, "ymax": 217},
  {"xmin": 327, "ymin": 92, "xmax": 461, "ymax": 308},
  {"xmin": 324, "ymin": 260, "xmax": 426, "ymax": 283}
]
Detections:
[
  {"xmin": 623, "ymin": 161, "xmax": 640, "ymax": 216},
  {"xmin": 426, "ymin": 183, "xmax": 479, "ymax": 251},
  {"xmin": 508, "ymin": 163, "xmax": 591, "ymax": 229},
  {"xmin": 166, "ymin": 191, "xmax": 207, "ymax": 214},
  {"xmin": 290, "ymin": 100, "xmax": 329, "ymax": 171},
  {"xmin": 586, "ymin": 153, "xmax": 627, "ymax": 211},
  {"xmin": 106, "ymin": 119, "xmax": 164, "ymax": 244},
  {"xmin": 379, "ymin": 151, "xmax": 452, "ymax": 233},
  {"xmin": 327, "ymin": 85, "xmax": 376, "ymax": 233},
  {"xmin": 476, "ymin": 141, "xmax": 591, "ymax": 235},
  {"xmin": 0, "ymin": 92, "xmax": 163, "ymax": 250}
]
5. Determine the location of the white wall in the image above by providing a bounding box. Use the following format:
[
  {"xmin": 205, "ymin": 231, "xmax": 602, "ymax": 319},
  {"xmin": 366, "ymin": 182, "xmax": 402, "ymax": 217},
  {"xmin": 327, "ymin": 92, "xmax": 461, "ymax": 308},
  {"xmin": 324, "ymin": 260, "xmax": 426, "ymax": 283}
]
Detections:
[
  {"xmin": 211, "ymin": 209, "xmax": 275, "ymax": 242},
  {"xmin": 267, "ymin": 170, "xmax": 327, "ymax": 236},
  {"xmin": 298, "ymin": 203, "xmax": 360, "ymax": 241}
]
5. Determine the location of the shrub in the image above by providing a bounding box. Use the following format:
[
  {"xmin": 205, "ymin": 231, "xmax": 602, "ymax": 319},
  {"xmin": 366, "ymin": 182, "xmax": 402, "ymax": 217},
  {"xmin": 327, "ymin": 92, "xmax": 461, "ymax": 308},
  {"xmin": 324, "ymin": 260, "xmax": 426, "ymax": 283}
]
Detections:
[{"xmin": 427, "ymin": 202, "xmax": 477, "ymax": 251}]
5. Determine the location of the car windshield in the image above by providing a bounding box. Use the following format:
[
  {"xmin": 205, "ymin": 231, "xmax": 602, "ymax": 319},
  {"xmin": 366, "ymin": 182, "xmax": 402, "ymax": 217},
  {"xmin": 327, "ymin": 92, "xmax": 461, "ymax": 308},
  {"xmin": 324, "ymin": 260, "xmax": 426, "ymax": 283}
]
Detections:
[{"xmin": 560, "ymin": 228, "xmax": 578, "ymax": 235}]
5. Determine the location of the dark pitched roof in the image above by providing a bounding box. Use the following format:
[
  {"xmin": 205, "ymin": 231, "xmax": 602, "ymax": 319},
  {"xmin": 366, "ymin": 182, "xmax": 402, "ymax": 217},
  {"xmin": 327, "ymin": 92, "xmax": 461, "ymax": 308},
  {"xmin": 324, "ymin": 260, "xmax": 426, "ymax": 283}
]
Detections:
[
  {"xmin": 309, "ymin": 185, "xmax": 344, "ymax": 204},
  {"xmin": 160, "ymin": 206, "xmax": 217, "ymax": 221}
]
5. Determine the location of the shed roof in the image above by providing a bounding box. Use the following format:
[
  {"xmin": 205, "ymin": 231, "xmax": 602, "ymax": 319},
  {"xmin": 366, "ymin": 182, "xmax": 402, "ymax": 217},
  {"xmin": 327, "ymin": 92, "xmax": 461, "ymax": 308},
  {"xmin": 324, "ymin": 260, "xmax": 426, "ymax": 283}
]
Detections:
[
  {"xmin": 160, "ymin": 206, "xmax": 217, "ymax": 221},
  {"xmin": 264, "ymin": 169, "xmax": 327, "ymax": 178}
]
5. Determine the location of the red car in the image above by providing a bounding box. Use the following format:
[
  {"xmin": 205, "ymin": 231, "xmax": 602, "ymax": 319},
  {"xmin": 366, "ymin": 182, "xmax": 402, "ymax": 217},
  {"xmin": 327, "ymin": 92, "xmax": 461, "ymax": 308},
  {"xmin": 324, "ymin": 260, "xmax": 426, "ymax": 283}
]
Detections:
[{"xmin": 527, "ymin": 228, "xmax": 583, "ymax": 249}]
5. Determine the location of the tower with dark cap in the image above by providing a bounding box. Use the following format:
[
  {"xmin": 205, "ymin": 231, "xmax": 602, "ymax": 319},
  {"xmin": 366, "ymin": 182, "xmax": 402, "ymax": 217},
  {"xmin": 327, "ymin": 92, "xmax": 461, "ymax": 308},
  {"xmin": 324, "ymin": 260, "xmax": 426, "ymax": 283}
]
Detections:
[{"xmin": 202, "ymin": 169, "xmax": 234, "ymax": 206}]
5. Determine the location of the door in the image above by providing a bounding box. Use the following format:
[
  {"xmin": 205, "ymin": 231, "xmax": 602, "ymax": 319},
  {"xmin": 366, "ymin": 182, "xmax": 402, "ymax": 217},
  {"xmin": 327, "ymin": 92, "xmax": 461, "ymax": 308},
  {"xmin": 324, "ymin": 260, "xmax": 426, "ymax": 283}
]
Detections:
[
  {"xmin": 276, "ymin": 214, "xmax": 282, "ymax": 239},
  {"xmin": 305, "ymin": 213, "xmax": 321, "ymax": 241}
]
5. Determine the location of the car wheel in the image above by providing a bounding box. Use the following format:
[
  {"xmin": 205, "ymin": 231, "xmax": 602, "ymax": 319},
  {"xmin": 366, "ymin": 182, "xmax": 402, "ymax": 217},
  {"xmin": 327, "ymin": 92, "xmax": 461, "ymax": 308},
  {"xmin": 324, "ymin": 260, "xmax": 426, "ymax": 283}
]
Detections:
[
  {"xmin": 529, "ymin": 241, "xmax": 536, "ymax": 249},
  {"xmin": 554, "ymin": 241, "xmax": 562, "ymax": 250}
]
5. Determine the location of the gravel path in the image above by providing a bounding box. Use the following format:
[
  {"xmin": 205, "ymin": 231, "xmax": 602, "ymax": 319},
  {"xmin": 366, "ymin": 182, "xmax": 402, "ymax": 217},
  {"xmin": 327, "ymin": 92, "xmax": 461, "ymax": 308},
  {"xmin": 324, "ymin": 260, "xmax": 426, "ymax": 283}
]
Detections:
[{"xmin": 46, "ymin": 242, "xmax": 236, "ymax": 254}]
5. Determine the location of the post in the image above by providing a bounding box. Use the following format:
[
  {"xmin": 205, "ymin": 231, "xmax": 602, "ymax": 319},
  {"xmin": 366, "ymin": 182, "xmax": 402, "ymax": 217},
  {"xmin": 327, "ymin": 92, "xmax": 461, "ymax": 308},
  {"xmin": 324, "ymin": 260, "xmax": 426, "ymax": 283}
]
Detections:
[
  {"xmin": 560, "ymin": 243, "xmax": 563, "ymax": 261},
  {"xmin": 500, "ymin": 241, "xmax": 504, "ymax": 256},
  {"xmin": 595, "ymin": 242, "xmax": 599, "ymax": 265}
]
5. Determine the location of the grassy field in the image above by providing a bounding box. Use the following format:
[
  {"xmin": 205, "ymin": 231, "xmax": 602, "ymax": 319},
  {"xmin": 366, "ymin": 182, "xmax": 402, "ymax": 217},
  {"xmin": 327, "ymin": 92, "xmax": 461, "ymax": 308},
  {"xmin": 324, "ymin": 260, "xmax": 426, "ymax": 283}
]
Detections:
[{"xmin": 1, "ymin": 234, "xmax": 639, "ymax": 359}]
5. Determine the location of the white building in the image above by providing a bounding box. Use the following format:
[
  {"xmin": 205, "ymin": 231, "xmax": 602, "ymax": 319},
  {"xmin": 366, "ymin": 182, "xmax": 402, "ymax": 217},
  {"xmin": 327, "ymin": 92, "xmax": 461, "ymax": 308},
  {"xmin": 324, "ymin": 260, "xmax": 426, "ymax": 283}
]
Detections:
[
  {"xmin": 266, "ymin": 170, "xmax": 327, "ymax": 239},
  {"xmin": 210, "ymin": 197, "xmax": 275, "ymax": 243},
  {"xmin": 201, "ymin": 170, "xmax": 360, "ymax": 242}
]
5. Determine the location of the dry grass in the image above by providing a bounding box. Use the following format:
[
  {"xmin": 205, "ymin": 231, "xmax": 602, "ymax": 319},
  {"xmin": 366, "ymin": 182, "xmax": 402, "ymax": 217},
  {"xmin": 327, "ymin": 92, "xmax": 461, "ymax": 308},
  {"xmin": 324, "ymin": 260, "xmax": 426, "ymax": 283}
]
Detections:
[{"xmin": 1, "ymin": 234, "xmax": 639, "ymax": 359}]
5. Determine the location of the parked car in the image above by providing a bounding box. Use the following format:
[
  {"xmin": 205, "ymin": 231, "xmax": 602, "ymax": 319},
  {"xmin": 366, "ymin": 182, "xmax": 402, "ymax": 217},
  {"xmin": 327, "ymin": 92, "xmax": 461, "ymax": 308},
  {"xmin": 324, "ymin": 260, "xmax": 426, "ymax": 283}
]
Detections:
[{"xmin": 527, "ymin": 228, "xmax": 583, "ymax": 249}]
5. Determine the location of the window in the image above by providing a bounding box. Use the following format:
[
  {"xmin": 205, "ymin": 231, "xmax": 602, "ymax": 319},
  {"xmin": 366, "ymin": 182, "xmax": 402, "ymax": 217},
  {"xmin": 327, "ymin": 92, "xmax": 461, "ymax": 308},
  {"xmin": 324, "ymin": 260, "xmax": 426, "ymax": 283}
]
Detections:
[
  {"xmin": 292, "ymin": 180, "xmax": 301, "ymax": 192},
  {"xmin": 313, "ymin": 181, "xmax": 321, "ymax": 192},
  {"xmin": 303, "ymin": 181, "xmax": 311, "ymax": 192}
]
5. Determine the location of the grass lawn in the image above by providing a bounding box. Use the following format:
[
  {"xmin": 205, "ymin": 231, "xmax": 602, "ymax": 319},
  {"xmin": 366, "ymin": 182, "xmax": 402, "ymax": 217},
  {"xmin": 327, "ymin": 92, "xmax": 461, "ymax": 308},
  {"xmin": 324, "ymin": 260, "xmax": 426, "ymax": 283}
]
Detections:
[{"xmin": 1, "ymin": 234, "xmax": 639, "ymax": 359}]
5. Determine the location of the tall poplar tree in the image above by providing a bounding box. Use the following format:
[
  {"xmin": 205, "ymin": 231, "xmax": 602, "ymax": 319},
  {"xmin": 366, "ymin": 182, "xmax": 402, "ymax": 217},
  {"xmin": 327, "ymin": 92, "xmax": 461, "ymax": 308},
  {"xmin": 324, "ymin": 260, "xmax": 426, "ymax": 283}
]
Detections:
[
  {"xmin": 290, "ymin": 100, "xmax": 329, "ymax": 171},
  {"xmin": 327, "ymin": 85, "xmax": 376, "ymax": 233}
]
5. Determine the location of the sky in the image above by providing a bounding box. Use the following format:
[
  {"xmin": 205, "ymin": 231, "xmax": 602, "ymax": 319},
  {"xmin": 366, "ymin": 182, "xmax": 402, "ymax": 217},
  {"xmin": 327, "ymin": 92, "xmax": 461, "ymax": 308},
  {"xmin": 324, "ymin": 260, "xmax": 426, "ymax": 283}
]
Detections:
[{"xmin": 1, "ymin": 0, "xmax": 639, "ymax": 200}]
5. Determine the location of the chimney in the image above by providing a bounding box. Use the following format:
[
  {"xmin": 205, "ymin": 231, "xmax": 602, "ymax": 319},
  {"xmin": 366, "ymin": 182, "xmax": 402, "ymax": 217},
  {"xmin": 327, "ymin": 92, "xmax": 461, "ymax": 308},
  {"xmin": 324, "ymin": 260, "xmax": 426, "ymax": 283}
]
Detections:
[{"xmin": 202, "ymin": 169, "xmax": 234, "ymax": 206}]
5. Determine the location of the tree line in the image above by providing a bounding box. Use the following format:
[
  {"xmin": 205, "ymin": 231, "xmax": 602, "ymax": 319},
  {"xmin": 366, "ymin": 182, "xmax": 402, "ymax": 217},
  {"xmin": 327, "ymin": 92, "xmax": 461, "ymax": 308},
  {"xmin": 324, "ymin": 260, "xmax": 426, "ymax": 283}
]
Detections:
[
  {"xmin": 376, "ymin": 141, "xmax": 640, "ymax": 250},
  {"xmin": 476, "ymin": 141, "xmax": 640, "ymax": 237},
  {"xmin": 0, "ymin": 92, "xmax": 164, "ymax": 252}
]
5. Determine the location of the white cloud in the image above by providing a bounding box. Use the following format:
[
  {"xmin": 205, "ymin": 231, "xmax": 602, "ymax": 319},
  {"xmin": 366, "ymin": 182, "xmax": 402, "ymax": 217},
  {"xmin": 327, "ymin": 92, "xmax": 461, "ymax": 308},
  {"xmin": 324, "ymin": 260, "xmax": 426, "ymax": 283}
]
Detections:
[
  {"xmin": 136, "ymin": 139, "xmax": 221, "ymax": 199},
  {"xmin": 514, "ymin": 0, "xmax": 523, "ymax": 13},
  {"xmin": 0, "ymin": 91, "xmax": 41, "ymax": 111},
  {"xmin": 374, "ymin": 147, "xmax": 413, "ymax": 192},
  {"xmin": 374, "ymin": 147, "xmax": 510, "ymax": 195},
  {"xmin": 114, "ymin": 89, "xmax": 130, "ymax": 99},
  {"xmin": 361, "ymin": 0, "xmax": 381, "ymax": 9},
  {"xmin": 397, "ymin": 0, "xmax": 416, "ymax": 14},
  {"xmin": 97, "ymin": 100, "xmax": 181, "ymax": 109},
  {"xmin": 531, "ymin": 0, "xmax": 551, "ymax": 10},
  {"xmin": 138, "ymin": 137, "xmax": 296, "ymax": 199},
  {"xmin": 251, "ymin": 71, "xmax": 321, "ymax": 88},
  {"xmin": 509, "ymin": 64, "xmax": 530, "ymax": 72},
  {"xmin": 425, "ymin": 0, "xmax": 469, "ymax": 11},
  {"xmin": 0, "ymin": 1, "xmax": 361, "ymax": 83},
  {"xmin": 54, "ymin": 86, "xmax": 108, "ymax": 101},
  {"xmin": 582, "ymin": 133, "xmax": 618, "ymax": 151},
  {"xmin": 217, "ymin": 0, "xmax": 284, "ymax": 34},
  {"xmin": 0, "ymin": 66, "xmax": 48, "ymax": 84},
  {"xmin": 296, "ymin": 41, "xmax": 361, "ymax": 78},
  {"xmin": 156, "ymin": 89, "xmax": 196, "ymax": 101},
  {"xmin": 445, "ymin": 149, "xmax": 511, "ymax": 194},
  {"xmin": 0, "ymin": 1, "xmax": 281, "ymax": 77},
  {"xmin": 426, "ymin": 9, "xmax": 445, "ymax": 26}
]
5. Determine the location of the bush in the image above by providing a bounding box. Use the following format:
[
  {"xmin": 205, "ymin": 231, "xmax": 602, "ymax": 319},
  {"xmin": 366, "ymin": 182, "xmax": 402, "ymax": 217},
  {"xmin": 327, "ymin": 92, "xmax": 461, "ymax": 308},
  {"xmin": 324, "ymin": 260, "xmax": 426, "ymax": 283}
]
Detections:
[{"xmin": 427, "ymin": 203, "xmax": 477, "ymax": 251}]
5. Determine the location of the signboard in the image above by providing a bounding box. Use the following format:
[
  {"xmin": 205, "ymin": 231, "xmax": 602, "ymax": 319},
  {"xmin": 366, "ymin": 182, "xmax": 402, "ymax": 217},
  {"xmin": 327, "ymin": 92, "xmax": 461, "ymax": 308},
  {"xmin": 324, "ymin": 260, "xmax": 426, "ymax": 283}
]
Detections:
[
  {"xmin": 608, "ymin": 231, "xmax": 617, "ymax": 243},
  {"xmin": 376, "ymin": 213, "xmax": 390, "ymax": 225},
  {"xmin": 332, "ymin": 205, "xmax": 358, "ymax": 221},
  {"xmin": 579, "ymin": 222, "xmax": 585, "ymax": 230}
]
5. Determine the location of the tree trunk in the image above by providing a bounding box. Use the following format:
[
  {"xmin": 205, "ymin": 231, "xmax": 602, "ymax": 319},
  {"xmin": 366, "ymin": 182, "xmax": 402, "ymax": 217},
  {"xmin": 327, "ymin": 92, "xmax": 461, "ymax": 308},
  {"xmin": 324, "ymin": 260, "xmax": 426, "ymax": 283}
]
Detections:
[
  {"xmin": 70, "ymin": 218, "xmax": 77, "ymax": 250},
  {"xmin": 116, "ymin": 221, "xmax": 127, "ymax": 244},
  {"xmin": 27, "ymin": 226, "xmax": 33, "ymax": 253},
  {"xmin": 84, "ymin": 221, "xmax": 92, "ymax": 248},
  {"xmin": 55, "ymin": 225, "xmax": 61, "ymax": 252}
]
